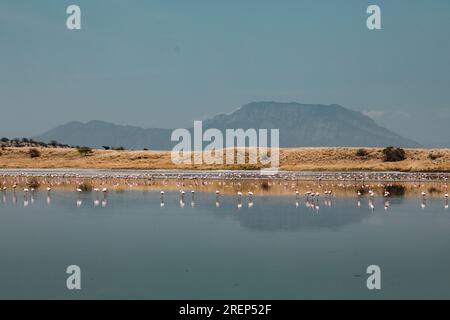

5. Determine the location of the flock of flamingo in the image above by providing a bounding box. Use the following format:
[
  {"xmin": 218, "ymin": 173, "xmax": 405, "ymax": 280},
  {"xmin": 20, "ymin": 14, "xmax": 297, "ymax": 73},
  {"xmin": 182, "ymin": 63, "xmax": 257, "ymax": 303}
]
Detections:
[{"xmin": 0, "ymin": 171, "xmax": 449, "ymax": 211}]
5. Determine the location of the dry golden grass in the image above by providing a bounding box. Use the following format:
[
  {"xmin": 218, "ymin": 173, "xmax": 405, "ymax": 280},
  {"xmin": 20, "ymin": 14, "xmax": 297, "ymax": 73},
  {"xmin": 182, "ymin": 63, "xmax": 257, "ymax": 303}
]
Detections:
[{"xmin": 0, "ymin": 147, "xmax": 449, "ymax": 171}]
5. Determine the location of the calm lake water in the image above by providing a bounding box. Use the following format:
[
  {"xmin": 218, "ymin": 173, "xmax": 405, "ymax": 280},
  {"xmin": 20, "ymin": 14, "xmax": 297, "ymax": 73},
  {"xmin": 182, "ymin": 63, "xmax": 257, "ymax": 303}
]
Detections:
[{"xmin": 0, "ymin": 190, "xmax": 449, "ymax": 299}]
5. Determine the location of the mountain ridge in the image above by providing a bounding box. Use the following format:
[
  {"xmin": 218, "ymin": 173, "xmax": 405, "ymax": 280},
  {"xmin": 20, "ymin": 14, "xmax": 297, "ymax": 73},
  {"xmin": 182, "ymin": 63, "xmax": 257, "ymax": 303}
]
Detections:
[{"xmin": 34, "ymin": 102, "xmax": 421, "ymax": 149}]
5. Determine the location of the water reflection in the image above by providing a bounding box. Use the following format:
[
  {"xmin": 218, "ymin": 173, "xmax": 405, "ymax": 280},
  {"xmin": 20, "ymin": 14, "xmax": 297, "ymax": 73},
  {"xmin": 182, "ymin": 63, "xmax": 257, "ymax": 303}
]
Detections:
[
  {"xmin": 1, "ymin": 189, "xmax": 450, "ymax": 299},
  {"xmin": 1, "ymin": 190, "xmax": 449, "ymax": 232}
]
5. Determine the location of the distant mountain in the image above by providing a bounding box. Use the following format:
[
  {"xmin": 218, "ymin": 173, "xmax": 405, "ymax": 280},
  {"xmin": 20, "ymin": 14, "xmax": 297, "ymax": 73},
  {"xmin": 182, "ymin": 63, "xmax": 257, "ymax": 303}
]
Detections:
[
  {"xmin": 34, "ymin": 102, "xmax": 421, "ymax": 149},
  {"xmin": 34, "ymin": 120, "xmax": 173, "ymax": 150}
]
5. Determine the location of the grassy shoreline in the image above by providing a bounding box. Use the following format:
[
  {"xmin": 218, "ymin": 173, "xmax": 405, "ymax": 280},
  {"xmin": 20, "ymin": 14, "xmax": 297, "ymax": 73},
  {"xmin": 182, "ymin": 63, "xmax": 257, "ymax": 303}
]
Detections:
[{"xmin": 0, "ymin": 147, "xmax": 449, "ymax": 172}]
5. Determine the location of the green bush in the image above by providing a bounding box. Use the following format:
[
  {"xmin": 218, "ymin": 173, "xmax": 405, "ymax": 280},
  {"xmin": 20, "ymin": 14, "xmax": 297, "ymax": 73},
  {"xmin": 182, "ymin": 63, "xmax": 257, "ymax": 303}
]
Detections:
[{"xmin": 382, "ymin": 147, "xmax": 406, "ymax": 162}]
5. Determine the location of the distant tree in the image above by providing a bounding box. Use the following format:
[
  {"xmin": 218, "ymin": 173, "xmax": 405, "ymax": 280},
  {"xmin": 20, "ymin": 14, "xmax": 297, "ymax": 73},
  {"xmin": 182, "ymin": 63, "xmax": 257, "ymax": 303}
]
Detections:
[
  {"xmin": 382, "ymin": 146, "xmax": 406, "ymax": 162},
  {"xmin": 29, "ymin": 148, "xmax": 41, "ymax": 158},
  {"xmin": 49, "ymin": 140, "xmax": 59, "ymax": 147},
  {"xmin": 102, "ymin": 146, "xmax": 110, "ymax": 150},
  {"xmin": 1, "ymin": 137, "xmax": 9, "ymax": 143},
  {"xmin": 113, "ymin": 146, "xmax": 125, "ymax": 151},
  {"xmin": 77, "ymin": 146, "xmax": 93, "ymax": 156},
  {"xmin": 12, "ymin": 138, "xmax": 20, "ymax": 147},
  {"xmin": 21, "ymin": 137, "xmax": 29, "ymax": 143},
  {"xmin": 143, "ymin": 148, "xmax": 148, "ymax": 151}
]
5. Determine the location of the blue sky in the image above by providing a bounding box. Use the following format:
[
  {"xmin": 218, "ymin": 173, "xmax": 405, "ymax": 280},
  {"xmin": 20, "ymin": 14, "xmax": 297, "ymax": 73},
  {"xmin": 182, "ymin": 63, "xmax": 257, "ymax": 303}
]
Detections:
[{"xmin": 0, "ymin": 0, "xmax": 449, "ymax": 146}]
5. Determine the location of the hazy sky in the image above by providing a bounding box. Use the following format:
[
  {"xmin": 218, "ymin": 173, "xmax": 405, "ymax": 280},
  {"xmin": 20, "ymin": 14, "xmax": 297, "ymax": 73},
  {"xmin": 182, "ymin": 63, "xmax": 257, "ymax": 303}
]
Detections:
[{"xmin": 1, "ymin": 0, "xmax": 449, "ymax": 146}]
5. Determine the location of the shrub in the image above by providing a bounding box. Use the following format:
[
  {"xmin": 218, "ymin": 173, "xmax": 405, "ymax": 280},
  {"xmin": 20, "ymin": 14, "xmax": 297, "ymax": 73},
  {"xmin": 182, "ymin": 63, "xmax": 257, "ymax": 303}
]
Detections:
[
  {"xmin": 112, "ymin": 146, "xmax": 125, "ymax": 151},
  {"xmin": 428, "ymin": 153, "xmax": 443, "ymax": 160},
  {"xmin": 1, "ymin": 137, "xmax": 8, "ymax": 143},
  {"xmin": 382, "ymin": 147, "xmax": 406, "ymax": 162},
  {"xmin": 77, "ymin": 146, "xmax": 93, "ymax": 156},
  {"xmin": 102, "ymin": 146, "xmax": 110, "ymax": 150},
  {"xmin": 356, "ymin": 148, "xmax": 369, "ymax": 157},
  {"xmin": 29, "ymin": 148, "xmax": 41, "ymax": 158}
]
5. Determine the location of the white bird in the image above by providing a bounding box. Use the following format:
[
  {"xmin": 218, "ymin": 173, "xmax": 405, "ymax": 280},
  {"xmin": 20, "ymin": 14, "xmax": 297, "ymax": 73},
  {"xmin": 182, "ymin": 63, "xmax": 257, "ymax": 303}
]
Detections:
[
  {"xmin": 445, "ymin": 193, "xmax": 449, "ymax": 198},
  {"xmin": 24, "ymin": 188, "xmax": 29, "ymax": 193},
  {"xmin": 102, "ymin": 188, "xmax": 108, "ymax": 193},
  {"xmin": 76, "ymin": 188, "xmax": 82, "ymax": 192}
]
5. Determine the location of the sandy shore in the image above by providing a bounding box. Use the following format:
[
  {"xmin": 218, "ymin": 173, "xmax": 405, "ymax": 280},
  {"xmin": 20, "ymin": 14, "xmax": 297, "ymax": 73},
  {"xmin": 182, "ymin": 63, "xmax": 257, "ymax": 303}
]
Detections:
[{"xmin": 0, "ymin": 147, "xmax": 450, "ymax": 172}]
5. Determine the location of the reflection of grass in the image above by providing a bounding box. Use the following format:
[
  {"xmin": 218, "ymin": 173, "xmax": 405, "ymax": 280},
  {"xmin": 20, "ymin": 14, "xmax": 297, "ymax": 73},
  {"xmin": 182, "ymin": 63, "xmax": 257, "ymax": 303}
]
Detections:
[
  {"xmin": 261, "ymin": 181, "xmax": 270, "ymax": 190},
  {"xmin": 78, "ymin": 181, "xmax": 92, "ymax": 192},
  {"xmin": 0, "ymin": 147, "xmax": 450, "ymax": 172},
  {"xmin": 27, "ymin": 177, "xmax": 40, "ymax": 189},
  {"xmin": 386, "ymin": 185, "xmax": 406, "ymax": 196},
  {"xmin": 428, "ymin": 187, "xmax": 440, "ymax": 194},
  {"xmin": 0, "ymin": 175, "xmax": 448, "ymax": 198}
]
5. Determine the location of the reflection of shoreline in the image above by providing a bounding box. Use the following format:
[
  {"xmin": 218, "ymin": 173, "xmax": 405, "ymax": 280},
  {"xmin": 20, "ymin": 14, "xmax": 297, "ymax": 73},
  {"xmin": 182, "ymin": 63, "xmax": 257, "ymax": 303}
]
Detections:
[
  {"xmin": 234, "ymin": 199, "xmax": 370, "ymax": 231},
  {"xmin": 0, "ymin": 169, "xmax": 448, "ymax": 198}
]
